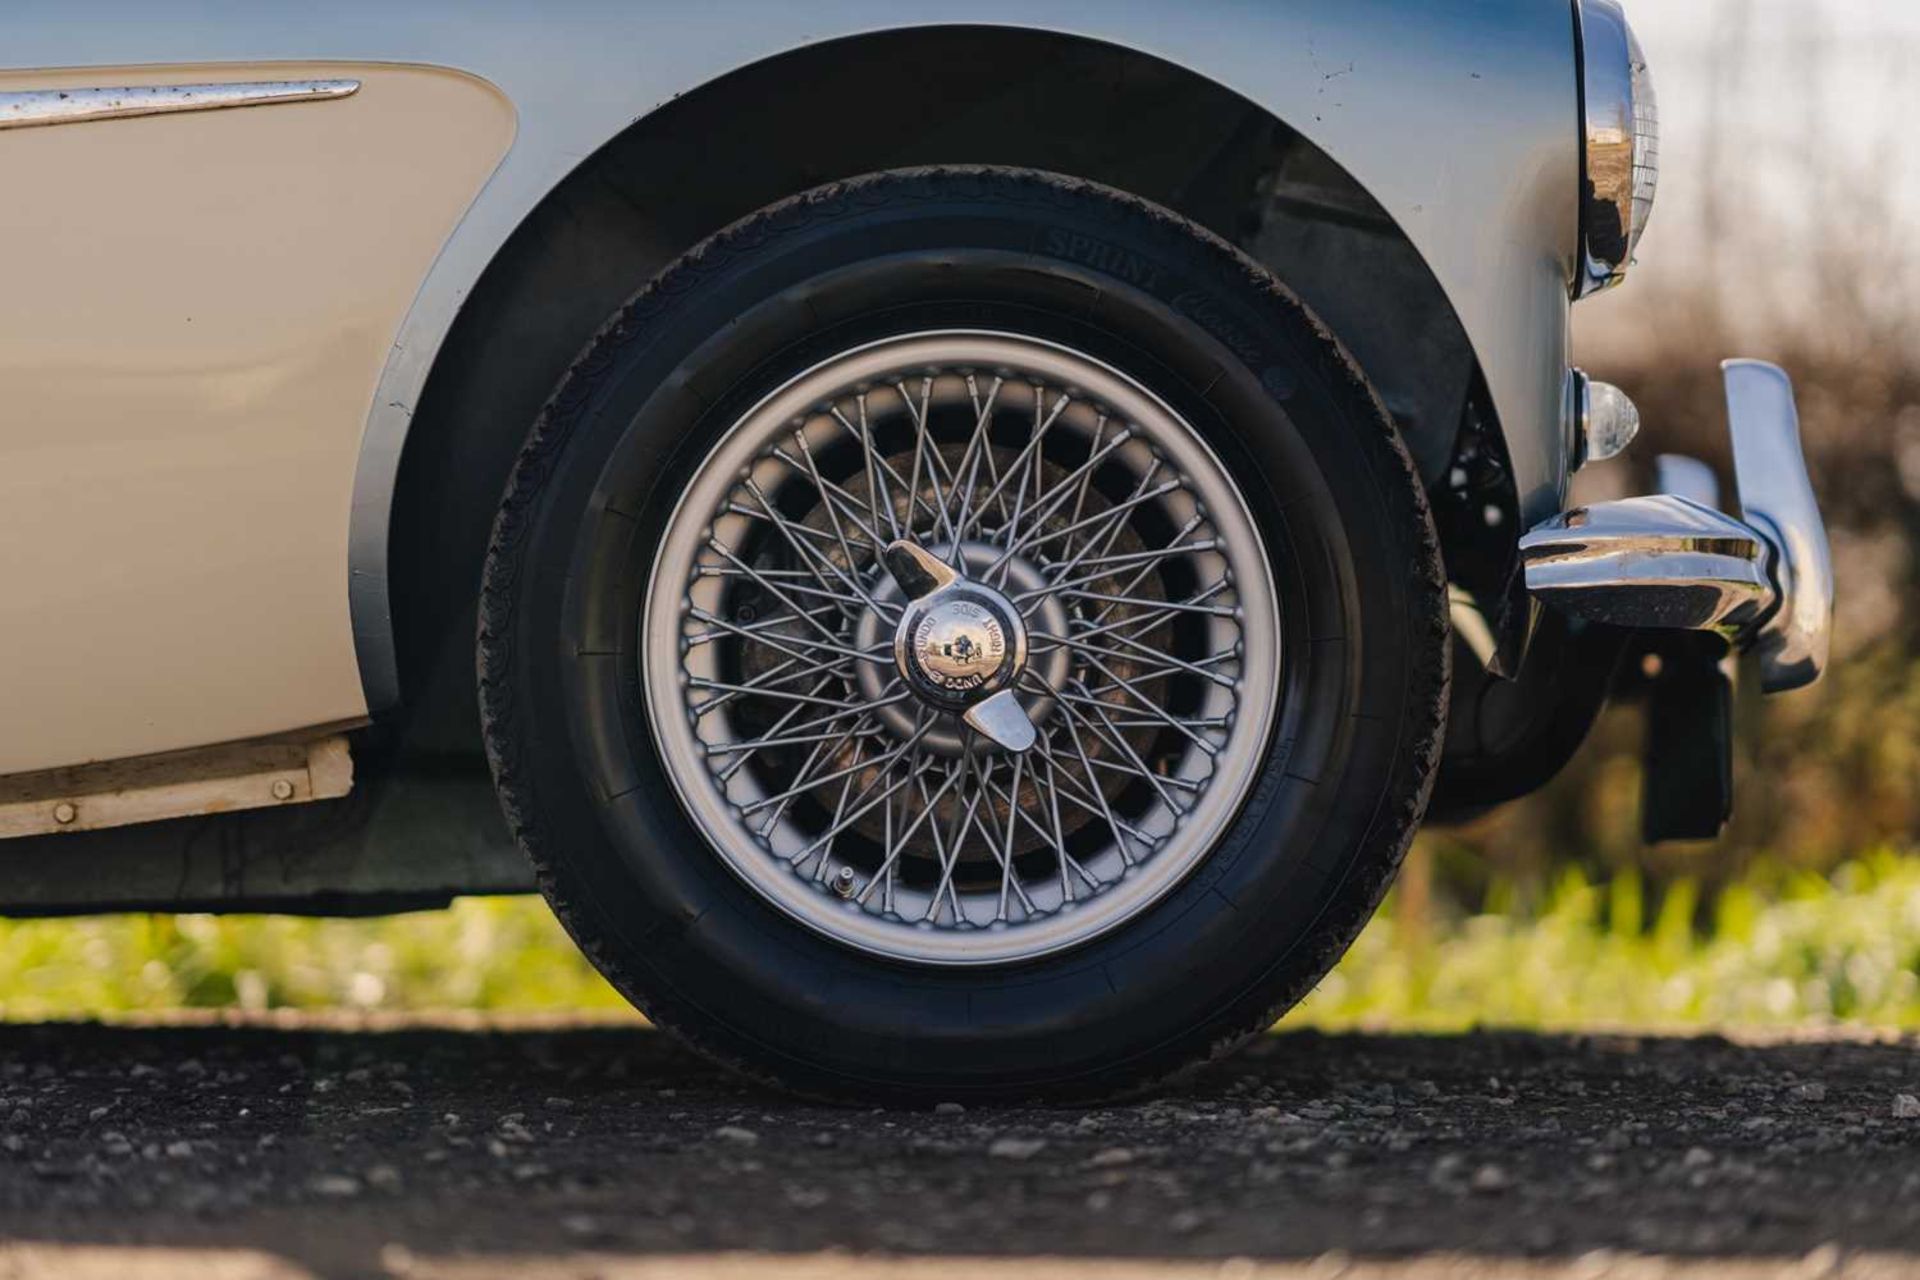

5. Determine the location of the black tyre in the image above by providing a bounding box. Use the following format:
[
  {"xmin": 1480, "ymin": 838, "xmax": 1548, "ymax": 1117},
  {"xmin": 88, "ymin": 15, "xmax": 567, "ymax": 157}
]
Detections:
[{"xmin": 479, "ymin": 168, "xmax": 1447, "ymax": 1101}]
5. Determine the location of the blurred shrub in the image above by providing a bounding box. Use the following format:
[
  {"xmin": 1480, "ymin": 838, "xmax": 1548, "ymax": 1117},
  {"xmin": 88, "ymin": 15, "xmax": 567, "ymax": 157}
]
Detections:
[
  {"xmin": 6, "ymin": 856, "xmax": 1920, "ymax": 1032},
  {"xmin": 0, "ymin": 899, "xmax": 630, "ymax": 1022},
  {"xmin": 1296, "ymin": 848, "xmax": 1920, "ymax": 1031}
]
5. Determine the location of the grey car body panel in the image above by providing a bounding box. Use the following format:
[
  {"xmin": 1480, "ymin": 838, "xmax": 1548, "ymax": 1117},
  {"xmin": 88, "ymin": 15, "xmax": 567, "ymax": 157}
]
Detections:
[{"xmin": 0, "ymin": 0, "xmax": 1581, "ymax": 716}]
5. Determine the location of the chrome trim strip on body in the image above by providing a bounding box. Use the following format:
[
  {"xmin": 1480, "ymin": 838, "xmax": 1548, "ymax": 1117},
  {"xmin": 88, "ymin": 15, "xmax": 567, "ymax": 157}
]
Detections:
[{"xmin": 0, "ymin": 79, "xmax": 358, "ymax": 130}]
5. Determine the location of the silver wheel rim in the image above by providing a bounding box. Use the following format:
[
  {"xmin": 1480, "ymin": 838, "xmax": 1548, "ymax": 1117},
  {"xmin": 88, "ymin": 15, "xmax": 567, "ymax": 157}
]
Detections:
[{"xmin": 642, "ymin": 330, "xmax": 1281, "ymax": 966}]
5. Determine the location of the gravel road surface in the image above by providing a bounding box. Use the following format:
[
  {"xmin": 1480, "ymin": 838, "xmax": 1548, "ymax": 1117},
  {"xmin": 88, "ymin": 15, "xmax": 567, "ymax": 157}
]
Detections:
[{"xmin": 0, "ymin": 1019, "xmax": 1918, "ymax": 1278}]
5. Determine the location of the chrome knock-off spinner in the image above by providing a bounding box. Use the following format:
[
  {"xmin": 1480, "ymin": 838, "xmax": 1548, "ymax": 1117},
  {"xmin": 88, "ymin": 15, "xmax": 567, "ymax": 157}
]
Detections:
[{"xmin": 882, "ymin": 540, "xmax": 1035, "ymax": 752}]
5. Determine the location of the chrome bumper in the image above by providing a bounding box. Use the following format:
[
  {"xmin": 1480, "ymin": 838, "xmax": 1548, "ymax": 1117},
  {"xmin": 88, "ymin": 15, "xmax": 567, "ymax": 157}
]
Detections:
[{"xmin": 1519, "ymin": 360, "xmax": 1833, "ymax": 693}]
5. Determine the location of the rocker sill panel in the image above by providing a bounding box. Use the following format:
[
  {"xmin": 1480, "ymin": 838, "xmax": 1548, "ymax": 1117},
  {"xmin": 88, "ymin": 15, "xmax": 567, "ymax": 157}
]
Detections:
[{"xmin": 0, "ymin": 79, "xmax": 359, "ymax": 130}]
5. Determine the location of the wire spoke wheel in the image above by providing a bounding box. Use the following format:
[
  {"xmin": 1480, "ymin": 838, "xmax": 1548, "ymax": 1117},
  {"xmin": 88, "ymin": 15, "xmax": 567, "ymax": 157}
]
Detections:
[
  {"xmin": 483, "ymin": 169, "xmax": 1448, "ymax": 1096},
  {"xmin": 644, "ymin": 331, "xmax": 1281, "ymax": 965}
]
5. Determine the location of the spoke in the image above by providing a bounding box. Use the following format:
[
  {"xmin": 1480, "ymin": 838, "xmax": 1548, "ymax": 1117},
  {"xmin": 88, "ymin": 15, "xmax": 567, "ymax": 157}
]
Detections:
[
  {"xmin": 691, "ymin": 654, "xmax": 807, "ymax": 719},
  {"xmin": 1065, "ymin": 580, "xmax": 1234, "ymax": 646},
  {"xmin": 1064, "ymin": 413, "xmax": 1109, "ymax": 541},
  {"xmin": 694, "ymin": 651, "xmax": 846, "ymax": 691},
  {"xmin": 1086, "ymin": 717, "xmax": 1229, "ymax": 738},
  {"xmin": 1073, "ymin": 748, "xmax": 1208, "ymax": 793},
  {"xmin": 752, "ymin": 709, "xmax": 886, "ymax": 834},
  {"xmin": 706, "ymin": 525, "xmax": 858, "ymax": 640},
  {"xmin": 1032, "ymin": 746, "xmax": 1073, "ymax": 901},
  {"xmin": 973, "ymin": 753, "xmax": 1105, "ymax": 890},
  {"xmin": 1061, "ymin": 588, "xmax": 1238, "ymax": 618},
  {"xmin": 1010, "ymin": 474, "xmax": 1179, "ymax": 569},
  {"xmin": 974, "ymin": 429, "xmax": 1136, "ymax": 577},
  {"xmin": 854, "ymin": 757, "xmax": 964, "ymax": 907},
  {"xmin": 917, "ymin": 416, "xmax": 966, "ymax": 511},
  {"xmin": 943, "ymin": 374, "xmax": 1003, "ymax": 554},
  {"xmin": 968, "ymin": 399, "xmax": 1020, "ymax": 540},
  {"xmin": 1067, "ymin": 659, "xmax": 1220, "ymax": 758},
  {"xmin": 811, "ymin": 765, "xmax": 863, "ymax": 883},
  {"xmin": 820, "ymin": 400, "xmax": 938, "ymax": 533},
  {"xmin": 714, "ymin": 667, "xmax": 871, "ymax": 767},
  {"xmin": 828, "ymin": 396, "xmax": 900, "ymax": 543},
  {"xmin": 895, "ymin": 376, "xmax": 949, "ymax": 546},
  {"xmin": 743, "ymin": 718, "xmax": 927, "ymax": 817},
  {"xmin": 698, "ymin": 564, "xmax": 840, "ymax": 583},
  {"xmin": 1051, "ymin": 512, "xmax": 1206, "ymax": 610},
  {"xmin": 1032, "ymin": 631, "xmax": 1239, "ymax": 689},
  {"xmin": 782, "ymin": 716, "xmax": 935, "ymax": 854},
  {"xmin": 975, "ymin": 753, "xmax": 1038, "ymax": 922},
  {"xmin": 858, "ymin": 392, "xmax": 901, "ymax": 541},
  {"xmin": 688, "ymin": 676, "xmax": 863, "ymax": 713},
  {"xmin": 955, "ymin": 385, "xmax": 1072, "ymax": 550},
  {"xmin": 736, "ymin": 477, "xmax": 890, "ymax": 618},
  {"xmin": 791, "ymin": 429, "xmax": 880, "ymax": 574},
  {"xmin": 1026, "ymin": 460, "xmax": 1187, "ymax": 605},
  {"xmin": 1015, "ymin": 534, "xmax": 1216, "ymax": 605},
  {"xmin": 913, "ymin": 764, "xmax": 950, "ymax": 919},
  {"xmin": 923, "ymin": 760, "xmax": 981, "ymax": 926},
  {"xmin": 880, "ymin": 774, "xmax": 898, "ymax": 916},
  {"xmin": 724, "ymin": 501, "xmax": 852, "ymax": 550},
  {"xmin": 1073, "ymin": 664, "xmax": 1186, "ymax": 697},
  {"xmin": 707, "ymin": 573, "xmax": 874, "ymax": 617},
  {"xmin": 687, "ymin": 603, "xmax": 889, "ymax": 671},
  {"xmin": 786, "ymin": 758, "xmax": 914, "ymax": 864},
  {"xmin": 1024, "ymin": 718, "xmax": 1159, "ymax": 854},
  {"xmin": 765, "ymin": 449, "xmax": 895, "ymax": 551},
  {"xmin": 713, "ymin": 673, "xmax": 875, "ymax": 783},
  {"xmin": 1051, "ymin": 688, "xmax": 1188, "ymax": 819},
  {"xmin": 1057, "ymin": 536, "xmax": 1217, "ymax": 576},
  {"xmin": 893, "ymin": 379, "xmax": 963, "ymax": 548},
  {"xmin": 704, "ymin": 693, "xmax": 913, "ymax": 757},
  {"xmin": 684, "ymin": 602, "xmax": 843, "ymax": 649}
]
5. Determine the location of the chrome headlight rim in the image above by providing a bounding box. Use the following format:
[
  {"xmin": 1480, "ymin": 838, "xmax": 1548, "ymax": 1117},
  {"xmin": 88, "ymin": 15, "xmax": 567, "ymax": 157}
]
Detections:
[{"xmin": 1576, "ymin": 0, "xmax": 1659, "ymax": 298}]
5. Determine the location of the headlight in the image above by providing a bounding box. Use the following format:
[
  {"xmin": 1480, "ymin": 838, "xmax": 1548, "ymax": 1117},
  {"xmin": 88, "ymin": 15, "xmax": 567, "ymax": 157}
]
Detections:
[{"xmin": 1576, "ymin": 0, "xmax": 1659, "ymax": 297}]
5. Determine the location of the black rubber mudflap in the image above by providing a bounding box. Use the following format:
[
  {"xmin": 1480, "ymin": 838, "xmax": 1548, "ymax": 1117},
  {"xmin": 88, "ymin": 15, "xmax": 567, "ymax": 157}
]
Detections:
[{"xmin": 1641, "ymin": 633, "xmax": 1735, "ymax": 843}]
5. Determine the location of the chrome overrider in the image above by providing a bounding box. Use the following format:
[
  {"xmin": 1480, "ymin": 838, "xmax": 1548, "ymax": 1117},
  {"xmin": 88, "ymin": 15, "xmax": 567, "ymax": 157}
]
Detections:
[{"xmin": 1519, "ymin": 360, "xmax": 1832, "ymax": 693}]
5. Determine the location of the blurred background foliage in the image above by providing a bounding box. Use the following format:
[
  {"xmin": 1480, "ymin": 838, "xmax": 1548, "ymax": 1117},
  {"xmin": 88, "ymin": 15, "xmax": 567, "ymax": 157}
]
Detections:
[
  {"xmin": 2, "ymin": 0, "xmax": 1917, "ymax": 1031},
  {"xmin": 10, "ymin": 852, "xmax": 1920, "ymax": 1032}
]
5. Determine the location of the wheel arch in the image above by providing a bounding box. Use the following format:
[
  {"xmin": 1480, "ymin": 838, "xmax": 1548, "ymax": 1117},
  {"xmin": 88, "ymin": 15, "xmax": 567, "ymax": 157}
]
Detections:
[{"xmin": 377, "ymin": 21, "xmax": 1548, "ymax": 759}]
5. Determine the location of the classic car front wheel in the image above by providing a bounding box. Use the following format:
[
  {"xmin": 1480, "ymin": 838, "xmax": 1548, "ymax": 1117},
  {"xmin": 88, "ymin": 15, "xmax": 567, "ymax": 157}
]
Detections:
[{"xmin": 478, "ymin": 168, "xmax": 1447, "ymax": 1100}]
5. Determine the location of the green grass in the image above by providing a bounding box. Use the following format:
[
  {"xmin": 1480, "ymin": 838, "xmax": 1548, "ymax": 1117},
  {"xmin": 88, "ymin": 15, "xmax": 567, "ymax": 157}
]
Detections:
[
  {"xmin": 1296, "ymin": 849, "xmax": 1920, "ymax": 1032},
  {"xmin": 4, "ymin": 850, "xmax": 1920, "ymax": 1032},
  {"xmin": 0, "ymin": 898, "xmax": 633, "ymax": 1022}
]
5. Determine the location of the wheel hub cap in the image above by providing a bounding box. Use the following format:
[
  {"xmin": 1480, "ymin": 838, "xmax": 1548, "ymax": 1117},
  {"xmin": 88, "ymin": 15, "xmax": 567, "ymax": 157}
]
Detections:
[{"xmin": 900, "ymin": 588, "xmax": 1018, "ymax": 704}]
